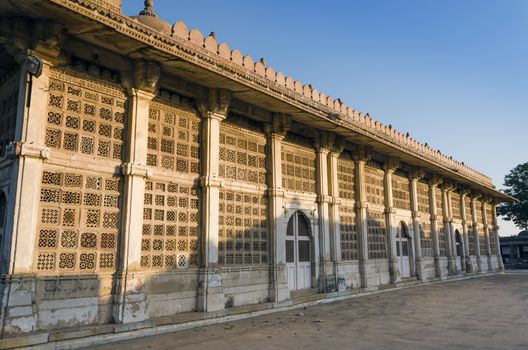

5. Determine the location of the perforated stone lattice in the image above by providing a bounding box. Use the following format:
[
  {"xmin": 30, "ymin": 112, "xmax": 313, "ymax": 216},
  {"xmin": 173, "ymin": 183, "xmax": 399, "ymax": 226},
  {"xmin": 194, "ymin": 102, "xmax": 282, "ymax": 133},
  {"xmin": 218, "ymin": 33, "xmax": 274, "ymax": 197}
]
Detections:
[
  {"xmin": 340, "ymin": 205, "xmax": 358, "ymax": 261},
  {"xmin": 367, "ymin": 211, "xmax": 387, "ymax": 259},
  {"xmin": 337, "ymin": 158, "xmax": 355, "ymax": 201},
  {"xmin": 281, "ymin": 144, "xmax": 316, "ymax": 194},
  {"xmin": 392, "ymin": 174, "xmax": 410, "ymax": 211},
  {"xmin": 420, "ymin": 221, "xmax": 434, "ymax": 257},
  {"xmin": 417, "ymin": 181, "xmax": 430, "ymax": 215},
  {"xmin": 36, "ymin": 169, "xmax": 121, "ymax": 273},
  {"xmin": 365, "ymin": 166, "xmax": 385, "ymax": 207},
  {"xmin": 437, "ymin": 224, "xmax": 447, "ymax": 257},
  {"xmin": 45, "ymin": 70, "xmax": 127, "ymax": 161},
  {"xmin": 435, "ymin": 188, "xmax": 444, "ymax": 218},
  {"xmin": 218, "ymin": 190, "xmax": 269, "ymax": 266},
  {"xmin": 219, "ymin": 124, "xmax": 266, "ymax": 185},
  {"xmin": 147, "ymin": 99, "xmax": 200, "ymax": 174},
  {"xmin": 451, "ymin": 193, "xmax": 462, "ymax": 220},
  {"xmin": 468, "ymin": 227, "xmax": 476, "ymax": 255},
  {"xmin": 142, "ymin": 180, "xmax": 200, "ymax": 269}
]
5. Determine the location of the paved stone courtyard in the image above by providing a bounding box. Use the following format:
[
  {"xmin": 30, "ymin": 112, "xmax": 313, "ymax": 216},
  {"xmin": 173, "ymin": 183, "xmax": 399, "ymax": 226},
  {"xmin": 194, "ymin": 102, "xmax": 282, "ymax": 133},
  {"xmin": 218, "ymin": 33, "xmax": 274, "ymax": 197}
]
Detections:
[{"xmin": 91, "ymin": 273, "xmax": 528, "ymax": 350}]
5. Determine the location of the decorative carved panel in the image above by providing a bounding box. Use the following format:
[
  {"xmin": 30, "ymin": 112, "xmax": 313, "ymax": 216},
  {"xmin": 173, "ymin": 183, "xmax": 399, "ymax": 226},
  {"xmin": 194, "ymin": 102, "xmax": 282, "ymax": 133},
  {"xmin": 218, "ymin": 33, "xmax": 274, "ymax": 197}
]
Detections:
[
  {"xmin": 365, "ymin": 166, "xmax": 384, "ymax": 207},
  {"xmin": 468, "ymin": 227, "xmax": 476, "ymax": 255},
  {"xmin": 281, "ymin": 143, "xmax": 316, "ymax": 194},
  {"xmin": 337, "ymin": 157, "xmax": 355, "ymax": 201},
  {"xmin": 464, "ymin": 197, "xmax": 473, "ymax": 222},
  {"xmin": 435, "ymin": 188, "xmax": 443, "ymax": 218},
  {"xmin": 479, "ymin": 228, "xmax": 487, "ymax": 254},
  {"xmin": 392, "ymin": 174, "xmax": 410, "ymax": 210},
  {"xmin": 147, "ymin": 99, "xmax": 200, "ymax": 174},
  {"xmin": 367, "ymin": 211, "xmax": 387, "ymax": 259},
  {"xmin": 218, "ymin": 190, "xmax": 268, "ymax": 265},
  {"xmin": 420, "ymin": 221, "xmax": 433, "ymax": 257},
  {"xmin": 417, "ymin": 181, "xmax": 430, "ymax": 214},
  {"xmin": 35, "ymin": 168, "xmax": 121, "ymax": 273},
  {"xmin": 475, "ymin": 201, "xmax": 483, "ymax": 224},
  {"xmin": 219, "ymin": 123, "xmax": 266, "ymax": 186},
  {"xmin": 45, "ymin": 70, "xmax": 127, "ymax": 161},
  {"xmin": 437, "ymin": 224, "xmax": 447, "ymax": 257},
  {"xmin": 451, "ymin": 192, "xmax": 461, "ymax": 220},
  {"xmin": 141, "ymin": 180, "xmax": 200, "ymax": 269},
  {"xmin": 340, "ymin": 205, "xmax": 358, "ymax": 260}
]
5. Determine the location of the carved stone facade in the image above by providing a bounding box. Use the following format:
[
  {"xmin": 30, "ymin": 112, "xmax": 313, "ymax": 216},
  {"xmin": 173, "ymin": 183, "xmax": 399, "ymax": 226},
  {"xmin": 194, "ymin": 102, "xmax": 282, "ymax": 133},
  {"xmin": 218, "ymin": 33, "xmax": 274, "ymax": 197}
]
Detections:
[{"xmin": 0, "ymin": 0, "xmax": 510, "ymax": 344}]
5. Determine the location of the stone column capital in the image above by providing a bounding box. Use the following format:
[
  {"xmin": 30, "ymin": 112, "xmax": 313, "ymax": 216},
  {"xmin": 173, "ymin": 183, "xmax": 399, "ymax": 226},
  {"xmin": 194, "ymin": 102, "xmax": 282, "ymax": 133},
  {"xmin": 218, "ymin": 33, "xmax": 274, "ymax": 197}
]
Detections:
[
  {"xmin": 409, "ymin": 168, "xmax": 425, "ymax": 181},
  {"xmin": 383, "ymin": 157, "xmax": 399, "ymax": 173},
  {"xmin": 196, "ymin": 88, "xmax": 231, "ymax": 120},
  {"xmin": 353, "ymin": 145, "xmax": 372, "ymax": 163},
  {"xmin": 429, "ymin": 175, "xmax": 443, "ymax": 187},
  {"xmin": 131, "ymin": 60, "xmax": 161, "ymax": 94}
]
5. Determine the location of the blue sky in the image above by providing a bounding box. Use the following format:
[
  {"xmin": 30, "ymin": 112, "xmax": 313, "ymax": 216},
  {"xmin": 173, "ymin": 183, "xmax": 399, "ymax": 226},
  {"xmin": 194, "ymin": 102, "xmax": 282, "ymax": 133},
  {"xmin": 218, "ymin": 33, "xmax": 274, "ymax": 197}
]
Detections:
[{"xmin": 123, "ymin": 0, "xmax": 527, "ymax": 235}]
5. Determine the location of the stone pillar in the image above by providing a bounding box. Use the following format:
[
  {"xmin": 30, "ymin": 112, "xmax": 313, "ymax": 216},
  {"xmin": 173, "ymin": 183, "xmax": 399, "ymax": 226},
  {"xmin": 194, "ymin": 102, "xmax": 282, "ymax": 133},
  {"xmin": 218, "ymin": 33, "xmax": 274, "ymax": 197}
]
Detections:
[
  {"xmin": 354, "ymin": 147, "xmax": 370, "ymax": 288},
  {"xmin": 491, "ymin": 203, "xmax": 504, "ymax": 271},
  {"xmin": 114, "ymin": 61, "xmax": 159, "ymax": 324},
  {"xmin": 460, "ymin": 189, "xmax": 473, "ymax": 273},
  {"xmin": 265, "ymin": 114, "xmax": 290, "ymax": 303},
  {"xmin": 1, "ymin": 26, "xmax": 63, "ymax": 334},
  {"xmin": 315, "ymin": 137, "xmax": 332, "ymax": 291},
  {"xmin": 196, "ymin": 89, "xmax": 231, "ymax": 312},
  {"xmin": 429, "ymin": 178, "xmax": 442, "ymax": 278},
  {"xmin": 482, "ymin": 199, "xmax": 492, "ymax": 271},
  {"xmin": 328, "ymin": 148, "xmax": 343, "ymax": 279},
  {"xmin": 441, "ymin": 185, "xmax": 455, "ymax": 275},
  {"xmin": 470, "ymin": 194, "xmax": 483, "ymax": 273},
  {"xmin": 409, "ymin": 170, "xmax": 424, "ymax": 280},
  {"xmin": 383, "ymin": 158, "xmax": 399, "ymax": 284}
]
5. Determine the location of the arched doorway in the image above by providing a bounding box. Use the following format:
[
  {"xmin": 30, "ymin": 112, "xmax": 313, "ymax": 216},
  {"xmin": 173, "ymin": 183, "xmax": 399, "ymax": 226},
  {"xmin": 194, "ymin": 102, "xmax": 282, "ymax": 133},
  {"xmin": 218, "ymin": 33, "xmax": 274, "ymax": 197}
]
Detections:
[
  {"xmin": 396, "ymin": 222, "xmax": 412, "ymax": 278},
  {"xmin": 285, "ymin": 211, "xmax": 311, "ymax": 291},
  {"xmin": 455, "ymin": 230, "xmax": 463, "ymax": 271}
]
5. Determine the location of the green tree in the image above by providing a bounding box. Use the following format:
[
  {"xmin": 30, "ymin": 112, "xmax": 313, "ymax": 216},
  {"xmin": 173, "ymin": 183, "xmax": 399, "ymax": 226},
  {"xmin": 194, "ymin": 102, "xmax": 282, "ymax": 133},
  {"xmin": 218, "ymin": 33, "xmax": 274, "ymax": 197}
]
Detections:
[{"xmin": 497, "ymin": 162, "xmax": 528, "ymax": 230}]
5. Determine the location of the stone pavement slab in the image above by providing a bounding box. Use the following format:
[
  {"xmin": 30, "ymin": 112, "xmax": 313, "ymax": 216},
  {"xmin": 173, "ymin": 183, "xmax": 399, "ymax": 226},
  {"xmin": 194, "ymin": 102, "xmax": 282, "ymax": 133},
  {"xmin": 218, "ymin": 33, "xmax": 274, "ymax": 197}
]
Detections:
[{"xmin": 89, "ymin": 273, "xmax": 528, "ymax": 350}]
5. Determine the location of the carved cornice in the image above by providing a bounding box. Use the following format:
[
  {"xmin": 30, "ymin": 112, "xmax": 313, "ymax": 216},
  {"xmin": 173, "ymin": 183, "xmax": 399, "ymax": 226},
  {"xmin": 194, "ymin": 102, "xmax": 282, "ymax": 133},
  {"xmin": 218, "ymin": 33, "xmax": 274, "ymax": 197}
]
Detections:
[{"xmin": 33, "ymin": 0, "xmax": 500, "ymax": 190}]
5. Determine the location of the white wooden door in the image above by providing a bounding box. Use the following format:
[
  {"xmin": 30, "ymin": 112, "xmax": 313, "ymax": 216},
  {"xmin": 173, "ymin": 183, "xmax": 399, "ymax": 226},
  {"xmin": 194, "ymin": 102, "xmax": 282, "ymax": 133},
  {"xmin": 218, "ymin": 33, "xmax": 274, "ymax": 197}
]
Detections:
[
  {"xmin": 285, "ymin": 212, "xmax": 312, "ymax": 291},
  {"xmin": 396, "ymin": 228, "xmax": 411, "ymax": 278},
  {"xmin": 455, "ymin": 232, "xmax": 463, "ymax": 271}
]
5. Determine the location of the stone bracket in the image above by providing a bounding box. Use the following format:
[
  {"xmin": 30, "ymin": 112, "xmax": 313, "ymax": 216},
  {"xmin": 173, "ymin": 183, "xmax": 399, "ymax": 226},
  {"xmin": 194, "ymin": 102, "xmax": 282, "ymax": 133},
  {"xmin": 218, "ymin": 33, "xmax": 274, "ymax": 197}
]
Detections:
[
  {"xmin": 199, "ymin": 176, "xmax": 224, "ymax": 188},
  {"xmin": 355, "ymin": 201, "xmax": 368, "ymax": 210},
  {"xmin": 121, "ymin": 163, "xmax": 153, "ymax": 178},
  {"xmin": 8, "ymin": 142, "xmax": 50, "ymax": 160},
  {"xmin": 384, "ymin": 207, "xmax": 396, "ymax": 215},
  {"xmin": 317, "ymin": 195, "xmax": 332, "ymax": 204}
]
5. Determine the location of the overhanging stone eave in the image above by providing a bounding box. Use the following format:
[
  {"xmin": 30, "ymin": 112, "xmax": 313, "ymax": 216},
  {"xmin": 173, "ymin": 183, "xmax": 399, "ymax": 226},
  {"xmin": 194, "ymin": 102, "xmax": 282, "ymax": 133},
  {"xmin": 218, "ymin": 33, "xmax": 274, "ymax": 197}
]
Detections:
[{"xmin": 5, "ymin": 0, "xmax": 500, "ymax": 195}]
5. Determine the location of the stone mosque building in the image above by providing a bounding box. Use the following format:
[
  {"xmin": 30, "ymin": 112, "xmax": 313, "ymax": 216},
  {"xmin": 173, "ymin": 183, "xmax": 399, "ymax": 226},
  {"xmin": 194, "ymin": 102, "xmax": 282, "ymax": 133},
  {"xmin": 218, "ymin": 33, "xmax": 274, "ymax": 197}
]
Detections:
[{"xmin": 0, "ymin": 0, "xmax": 513, "ymax": 346}]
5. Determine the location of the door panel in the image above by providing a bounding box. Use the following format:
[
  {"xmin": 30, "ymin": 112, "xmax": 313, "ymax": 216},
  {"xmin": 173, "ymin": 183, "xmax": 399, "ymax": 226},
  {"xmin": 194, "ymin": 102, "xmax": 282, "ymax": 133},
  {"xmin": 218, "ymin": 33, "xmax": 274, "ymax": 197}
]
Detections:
[{"xmin": 285, "ymin": 212, "xmax": 312, "ymax": 291}]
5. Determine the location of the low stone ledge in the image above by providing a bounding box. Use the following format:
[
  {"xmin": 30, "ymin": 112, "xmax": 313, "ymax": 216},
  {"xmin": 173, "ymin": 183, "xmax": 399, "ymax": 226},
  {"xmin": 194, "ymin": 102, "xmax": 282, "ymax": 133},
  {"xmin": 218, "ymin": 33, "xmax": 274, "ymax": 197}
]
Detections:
[{"xmin": 0, "ymin": 333, "xmax": 49, "ymax": 349}]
